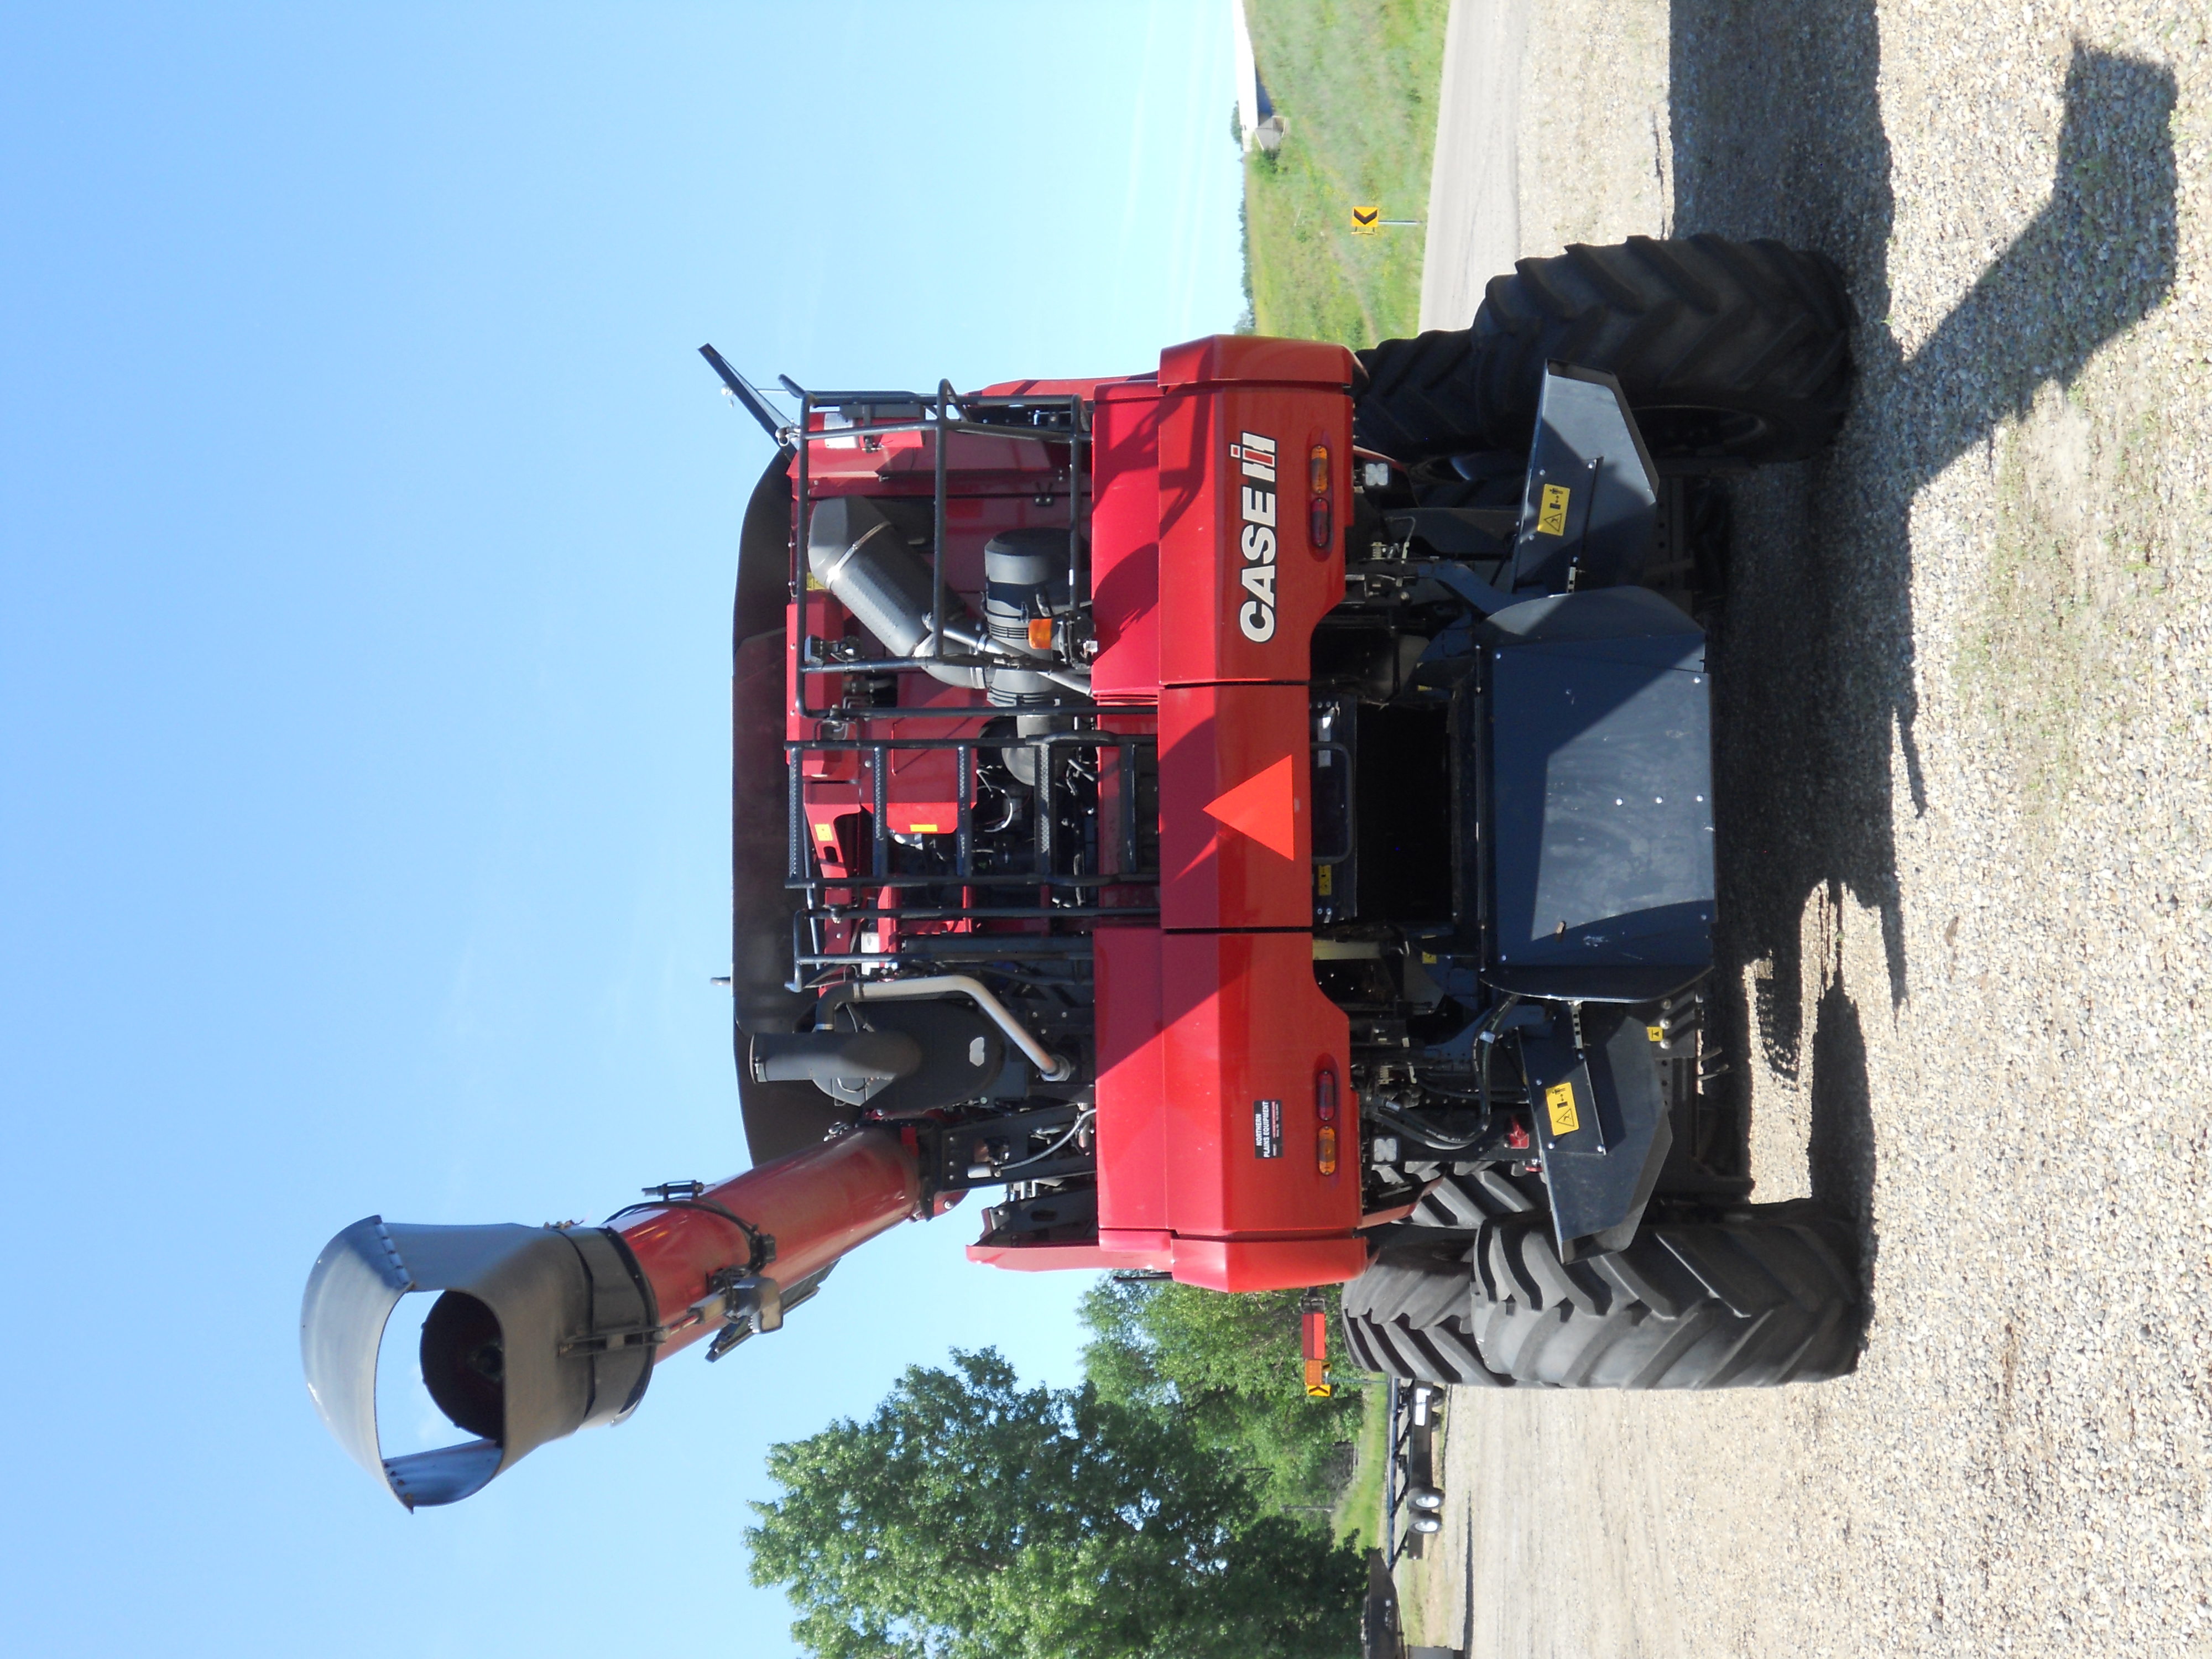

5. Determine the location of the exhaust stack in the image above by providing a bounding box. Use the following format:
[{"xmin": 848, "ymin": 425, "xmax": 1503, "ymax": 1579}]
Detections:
[{"xmin": 301, "ymin": 1127, "xmax": 924, "ymax": 1506}]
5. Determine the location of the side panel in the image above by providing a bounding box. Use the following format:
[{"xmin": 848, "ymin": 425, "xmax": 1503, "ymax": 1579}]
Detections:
[
  {"xmin": 1169, "ymin": 1235, "xmax": 1370, "ymax": 1293},
  {"xmin": 1159, "ymin": 682, "xmax": 1313, "ymax": 931},
  {"xmin": 1089, "ymin": 383, "xmax": 1163, "ymax": 703},
  {"xmin": 966, "ymin": 1239, "xmax": 1174, "ymax": 1272},
  {"xmin": 1094, "ymin": 926, "xmax": 1168, "ymax": 1233},
  {"xmin": 1157, "ymin": 381, "xmax": 1350, "ymax": 686},
  {"xmin": 1160, "ymin": 930, "xmax": 1358, "ymax": 1239},
  {"xmin": 1157, "ymin": 333, "xmax": 1355, "ymax": 392}
]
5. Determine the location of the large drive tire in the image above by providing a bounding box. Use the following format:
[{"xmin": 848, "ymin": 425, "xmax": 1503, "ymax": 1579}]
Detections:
[
  {"xmin": 1354, "ymin": 234, "xmax": 1853, "ymax": 468},
  {"xmin": 1404, "ymin": 1164, "xmax": 1540, "ymax": 1229},
  {"xmin": 1340, "ymin": 1233, "xmax": 1507, "ymax": 1387},
  {"xmin": 1342, "ymin": 1200, "xmax": 1861, "ymax": 1390}
]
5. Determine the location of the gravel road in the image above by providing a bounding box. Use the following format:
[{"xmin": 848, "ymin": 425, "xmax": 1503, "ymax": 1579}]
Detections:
[
  {"xmin": 1417, "ymin": 0, "xmax": 1530, "ymax": 331},
  {"xmin": 1407, "ymin": 2, "xmax": 2212, "ymax": 1653}
]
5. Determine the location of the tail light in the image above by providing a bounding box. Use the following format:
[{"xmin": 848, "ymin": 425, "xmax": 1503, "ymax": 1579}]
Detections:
[{"xmin": 1300, "ymin": 1293, "xmax": 1333, "ymax": 1398}]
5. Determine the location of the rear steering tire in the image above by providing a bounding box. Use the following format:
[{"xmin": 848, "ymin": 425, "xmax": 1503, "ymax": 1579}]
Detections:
[
  {"xmin": 1353, "ymin": 233, "xmax": 1854, "ymax": 469},
  {"xmin": 1342, "ymin": 1199, "xmax": 1862, "ymax": 1390}
]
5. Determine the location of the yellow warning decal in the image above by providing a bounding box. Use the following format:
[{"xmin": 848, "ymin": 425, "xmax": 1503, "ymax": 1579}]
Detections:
[
  {"xmin": 1317, "ymin": 863, "xmax": 1334, "ymax": 896},
  {"xmin": 1536, "ymin": 483, "xmax": 1572, "ymax": 536},
  {"xmin": 1545, "ymin": 1080, "xmax": 1580, "ymax": 1137},
  {"xmin": 1647, "ymin": 1024, "xmax": 1665, "ymax": 1042},
  {"xmin": 909, "ymin": 823, "xmax": 941, "ymax": 834}
]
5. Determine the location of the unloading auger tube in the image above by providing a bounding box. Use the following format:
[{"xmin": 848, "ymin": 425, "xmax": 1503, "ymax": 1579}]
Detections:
[{"xmin": 299, "ymin": 1126, "xmax": 925, "ymax": 1508}]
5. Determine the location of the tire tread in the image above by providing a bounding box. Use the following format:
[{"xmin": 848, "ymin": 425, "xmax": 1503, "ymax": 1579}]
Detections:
[
  {"xmin": 1343, "ymin": 1199, "xmax": 1862, "ymax": 1391},
  {"xmin": 1353, "ymin": 234, "xmax": 1854, "ymax": 465}
]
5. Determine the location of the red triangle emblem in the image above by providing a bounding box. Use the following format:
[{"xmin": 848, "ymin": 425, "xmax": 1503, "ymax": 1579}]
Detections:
[{"xmin": 1203, "ymin": 754, "xmax": 1298, "ymax": 860}]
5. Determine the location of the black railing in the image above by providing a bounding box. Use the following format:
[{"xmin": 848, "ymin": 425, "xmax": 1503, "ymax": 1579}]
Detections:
[
  {"xmin": 774, "ymin": 375, "xmax": 1154, "ymax": 979},
  {"xmin": 787, "ymin": 379, "xmax": 1093, "ymax": 722},
  {"xmin": 784, "ymin": 727, "xmax": 1157, "ymax": 973}
]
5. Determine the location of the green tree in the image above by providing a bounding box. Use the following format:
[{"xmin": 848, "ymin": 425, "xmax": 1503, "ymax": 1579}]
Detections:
[
  {"xmin": 1080, "ymin": 1278, "xmax": 1363, "ymax": 1513},
  {"xmin": 747, "ymin": 1348, "xmax": 1361, "ymax": 1659}
]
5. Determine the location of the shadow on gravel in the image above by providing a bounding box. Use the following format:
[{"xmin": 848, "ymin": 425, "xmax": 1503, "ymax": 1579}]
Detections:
[
  {"xmin": 1808, "ymin": 942, "xmax": 1876, "ymax": 1232},
  {"xmin": 1666, "ymin": 11, "xmax": 2177, "ymax": 1267}
]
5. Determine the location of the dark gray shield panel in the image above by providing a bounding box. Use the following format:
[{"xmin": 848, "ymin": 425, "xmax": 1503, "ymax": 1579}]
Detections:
[
  {"xmin": 1489, "ymin": 632, "xmax": 1714, "ymax": 977},
  {"xmin": 1510, "ymin": 366, "xmax": 1661, "ymax": 594},
  {"xmin": 1520, "ymin": 1010, "xmax": 1674, "ymax": 1259}
]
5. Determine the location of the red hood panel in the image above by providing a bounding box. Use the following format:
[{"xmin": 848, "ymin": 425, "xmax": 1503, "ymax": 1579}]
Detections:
[
  {"xmin": 948, "ymin": 338, "xmax": 1366, "ymax": 1290},
  {"xmin": 1157, "ymin": 378, "xmax": 1349, "ymax": 685},
  {"xmin": 1159, "ymin": 683, "xmax": 1312, "ymax": 931},
  {"xmin": 1160, "ymin": 929, "xmax": 1357, "ymax": 1237}
]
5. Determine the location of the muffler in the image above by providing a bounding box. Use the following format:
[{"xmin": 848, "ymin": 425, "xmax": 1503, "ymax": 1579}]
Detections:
[
  {"xmin": 806, "ymin": 498, "xmax": 1086, "ymax": 699},
  {"xmin": 806, "ymin": 495, "xmax": 982, "ymax": 688}
]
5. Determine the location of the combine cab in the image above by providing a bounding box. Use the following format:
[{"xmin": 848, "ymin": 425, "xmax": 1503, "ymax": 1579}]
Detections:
[{"xmin": 304, "ymin": 236, "xmax": 1865, "ymax": 1507}]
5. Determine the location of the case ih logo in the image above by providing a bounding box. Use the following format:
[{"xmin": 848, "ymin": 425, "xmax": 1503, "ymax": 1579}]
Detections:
[{"xmin": 1229, "ymin": 431, "xmax": 1279, "ymax": 642}]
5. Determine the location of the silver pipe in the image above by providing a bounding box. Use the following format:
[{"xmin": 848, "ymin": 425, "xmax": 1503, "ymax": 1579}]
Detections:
[
  {"xmin": 823, "ymin": 974, "xmax": 1074, "ymax": 1082},
  {"xmin": 932, "ymin": 620, "xmax": 1089, "ymax": 695}
]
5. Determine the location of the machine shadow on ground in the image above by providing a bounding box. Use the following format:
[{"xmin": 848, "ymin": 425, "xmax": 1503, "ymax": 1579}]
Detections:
[{"xmin": 1664, "ymin": 6, "xmax": 2176, "ymax": 1278}]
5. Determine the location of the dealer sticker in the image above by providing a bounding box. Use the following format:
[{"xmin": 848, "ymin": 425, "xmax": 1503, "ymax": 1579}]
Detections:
[
  {"xmin": 1544, "ymin": 1080, "xmax": 1580, "ymax": 1138},
  {"xmin": 1253, "ymin": 1098, "xmax": 1284, "ymax": 1159}
]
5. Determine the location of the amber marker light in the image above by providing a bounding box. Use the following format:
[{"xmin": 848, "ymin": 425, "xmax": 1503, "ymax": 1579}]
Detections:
[
  {"xmin": 1316, "ymin": 1067, "xmax": 1340, "ymax": 1174},
  {"xmin": 1308, "ymin": 443, "xmax": 1332, "ymax": 550}
]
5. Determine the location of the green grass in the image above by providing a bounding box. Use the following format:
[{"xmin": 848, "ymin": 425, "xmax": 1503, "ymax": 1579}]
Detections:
[
  {"xmin": 1243, "ymin": 0, "xmax": 1452, "ymax": 347},
  {"xmin": 1328, "ymin": 1381, "xmax": 1390, "ymax": 1551}
]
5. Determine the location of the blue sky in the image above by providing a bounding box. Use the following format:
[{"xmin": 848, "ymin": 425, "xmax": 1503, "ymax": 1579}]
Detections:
[{"xmin": 0, "ymin": 6, "xmax": 1243, "ymax": 1652}]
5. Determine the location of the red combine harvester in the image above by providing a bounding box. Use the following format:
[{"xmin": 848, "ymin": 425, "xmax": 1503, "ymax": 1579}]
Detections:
[{"xmin": 305, "ymin": 236, "xmax": 1868, "ymax": 1508}]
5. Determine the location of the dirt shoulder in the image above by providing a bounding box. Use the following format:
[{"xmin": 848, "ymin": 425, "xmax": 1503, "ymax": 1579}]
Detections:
[{"xmin": 1407, "ymin": 2, "xmax": 2212, "ymax": 1653}]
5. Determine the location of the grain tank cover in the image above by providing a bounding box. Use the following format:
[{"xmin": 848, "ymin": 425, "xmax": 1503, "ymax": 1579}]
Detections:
[{"xmin": 300, "ymin": 1217, "xmax": 655, "ymax": 1509}]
